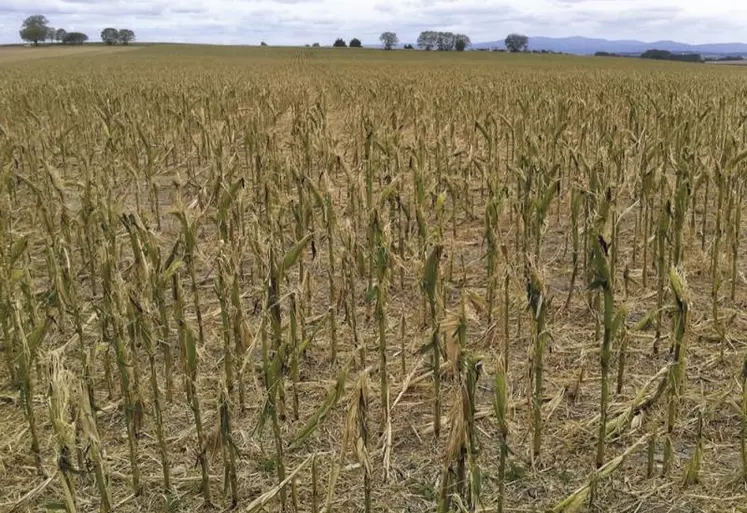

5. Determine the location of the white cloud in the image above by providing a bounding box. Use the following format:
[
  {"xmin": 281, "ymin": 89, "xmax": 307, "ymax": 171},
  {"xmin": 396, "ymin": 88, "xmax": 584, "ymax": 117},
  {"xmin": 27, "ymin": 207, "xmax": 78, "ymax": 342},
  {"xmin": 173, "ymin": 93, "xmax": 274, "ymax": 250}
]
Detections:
[{"xmin": 3, "ymin": 0, "xmax": 747, "ymax": 45}]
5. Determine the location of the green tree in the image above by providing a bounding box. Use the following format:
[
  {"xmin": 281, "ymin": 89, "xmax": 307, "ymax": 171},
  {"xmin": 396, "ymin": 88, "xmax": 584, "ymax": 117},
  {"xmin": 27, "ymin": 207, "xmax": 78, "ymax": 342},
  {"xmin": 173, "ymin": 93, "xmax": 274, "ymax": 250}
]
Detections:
[
  {"xmin": 455, "ymin": 34, "xmax": 471, "ymax": 52},
  {"xmin": 55, "ymin": 28, "xmax": 67, "ymax": 44},
  {"xmin": 19, "ymin": 15, "xmax": 50, "ymax": 45},
  {"xmin": 101, "ymin": 27, "xmax": 120, "ymax": 45},
  {"xmin": 436, "ymin": 32, "xmax": 455, "ymax": 51},
  {"xmin": 640, "ymin": 49, "xmax": 701, "ymax": 62},
  {"xmin": 333, "ymin": 38, "xmax": 347, "ymax": 48},
  {"xmin": 417, "ymin": 31, "xmax": 470, "ymax": 51},
  {"xmin": 505, "ymin": 33, "xmax": 529, "ymax": 52},
  {"xmin": 417, "ymin": 31, "xmax": 436, "ymax": 50},
  {"xmin": 349, "ymin": 38, "xmax": 362, "ymax": 48},
  {"xmin": 380, "ymin": 31, "xmax": 398, "ymax": 50},
  {"xmin": 63, "ymin": 32, "xmax": 88, "ymax": 45},
  {"xmin": 118, "ymin": 29, "xmax": 136, "ymax": 45}
]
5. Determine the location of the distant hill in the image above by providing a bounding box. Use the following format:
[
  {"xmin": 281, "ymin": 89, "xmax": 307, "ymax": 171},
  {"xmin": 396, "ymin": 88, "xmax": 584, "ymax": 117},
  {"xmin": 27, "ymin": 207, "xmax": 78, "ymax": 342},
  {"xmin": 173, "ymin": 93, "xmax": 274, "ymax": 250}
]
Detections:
[{"xmin": 472, "ymin": 36, "xmax": 747, "ymax": 56}]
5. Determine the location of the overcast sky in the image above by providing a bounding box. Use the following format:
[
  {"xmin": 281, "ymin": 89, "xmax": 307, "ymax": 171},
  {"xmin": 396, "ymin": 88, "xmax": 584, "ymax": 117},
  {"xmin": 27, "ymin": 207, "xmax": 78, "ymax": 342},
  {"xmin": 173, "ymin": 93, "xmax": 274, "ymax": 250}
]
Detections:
[{"xmin": 2, "ymin": 0, "xmax": 746, "ymax": 46}]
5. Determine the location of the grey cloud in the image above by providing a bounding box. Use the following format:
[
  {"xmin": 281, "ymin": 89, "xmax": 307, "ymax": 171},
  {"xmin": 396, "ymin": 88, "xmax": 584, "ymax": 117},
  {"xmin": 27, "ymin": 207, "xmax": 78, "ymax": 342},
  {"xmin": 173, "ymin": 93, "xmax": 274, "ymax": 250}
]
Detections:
[
  {"xmin": 3, "ymin": 0, "xmax": 165, "ymax": 16},
  {"xmin": 169, "ymin": 8, "xmax": 208, "ymax": 15},
  {"xmin": 567, "ymin": 6, "xmax": 683, "ymax": 24}
]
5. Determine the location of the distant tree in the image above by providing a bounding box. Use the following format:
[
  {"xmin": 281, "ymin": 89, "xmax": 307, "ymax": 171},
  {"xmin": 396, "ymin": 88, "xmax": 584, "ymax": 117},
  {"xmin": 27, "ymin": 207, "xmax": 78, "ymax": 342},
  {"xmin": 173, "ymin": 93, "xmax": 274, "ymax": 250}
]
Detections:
[
  {"xmin": 19, "ymin": 15, "xmax": 50, "ymax": 45},
  {"xmin": 640, "ymin": 49, "xmax": 670, "ymax": 60},
  {"xmin": 45, "ymin": 27, "xmax": 56, "ymax": 43},
  {"xmin": 260, "ymin": 41, "xmax": 268, "ymax": 46},
  {"xmin": 455, "ymin": 34, "xmax": 471, "ymax": 52},
  {"xmin": 505, "ymin": 33, "xmax": 529, "ymax": 52},
  {"xmin": 312, "ymin": 42, "xmax": 320, "ymax": 47},
  {"xmin": 640, "ymin": 49, "xmax": 701, "ymax": 63},
  {"xmin": 101, "ymin": 27, "xmax": 120, "ymax": 45},
  {"xmin": 417, "ymin": 31, "xmax": 470, "ymax": 51},
  {"xmin": 333, "ymin": 38, "xmax": 347, "ymax": 48},
  {"xmin": 417, "ymin": 31, "xmax": 436, "ymax": 50},
  {"xmin": 380, "ymin": 31, "xmax": 398, "ymax": 50},
  {"xmin": 403, "ymin": 44, "xmax": 414, "ymax": 50},
  {"xmin": 349, "ymin": 38, "xmax": 362, "ymax": 48},
  {"xmin": 55, "ymin": 28, "xmax": 67, "ymax": 44},
  {"xmin": 118, "ymin": 29, "xmax": 135, "ymax": 45},
  {"xmin": 436, "ymin": 32, "xmax": 455, "ymax": 51},
  {"xmin": 63, "ymin": 32, "xmax": 88, "ymax": 45}
]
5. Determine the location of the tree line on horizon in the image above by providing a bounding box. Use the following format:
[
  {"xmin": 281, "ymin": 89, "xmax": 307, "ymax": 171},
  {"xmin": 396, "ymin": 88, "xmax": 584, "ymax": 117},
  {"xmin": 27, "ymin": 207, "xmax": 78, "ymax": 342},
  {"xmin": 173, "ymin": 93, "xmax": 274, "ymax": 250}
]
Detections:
[
  {"xmin": 594, "ymin": 48, "xmax": 735, "ymax": 63},
  {"xmin": 301, "ymin": 32, "xmax": 530, "ymax": 52},
  {"xmin": 379, "ymin": 32, "xmax": 528, "ymax": 52},
  {"xmin": 19, "ymin": 15, "xmax": 135, "ymax": 46}
]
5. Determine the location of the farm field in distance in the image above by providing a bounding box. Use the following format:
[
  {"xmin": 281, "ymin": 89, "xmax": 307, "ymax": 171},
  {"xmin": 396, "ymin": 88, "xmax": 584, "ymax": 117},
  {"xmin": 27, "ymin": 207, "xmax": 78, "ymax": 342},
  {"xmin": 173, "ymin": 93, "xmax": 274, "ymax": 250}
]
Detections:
[
  {"xmin": 0, "ymin": 44, "xmax": 746, "ymax": 513},
  {"xmin": 0, "ymin": 45, "xmax": 140, "ymax": 64}
]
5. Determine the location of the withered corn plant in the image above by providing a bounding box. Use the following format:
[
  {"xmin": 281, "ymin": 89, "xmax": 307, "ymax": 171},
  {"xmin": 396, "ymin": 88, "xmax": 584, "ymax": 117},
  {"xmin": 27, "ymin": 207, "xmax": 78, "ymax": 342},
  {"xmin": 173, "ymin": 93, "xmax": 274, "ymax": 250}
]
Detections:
[
  {"xmin": 172, "ymin": 204, "xmax": 206, "ymax": 348},
  {"xmin": 216, "ymin": 249, "xmax": 235, "ymax": 400},
  {"xmin": 172, "ymin": 266, "xmax": 211, "ymax": 504},
  {"xmin": 261, "ymin": 233, "xmax": 312, "ymax": 511},
  {"xmin": 219, "ymin": 386, "xmax": 239, "ymax": 507},
  {"xmin": 122, "ymin": 214, "xmax": 172, "ymax": 490},
  {"xmin": 48, "ymin": 355, "xmax": 77, "ymax": 513},
  {"xmin": 565, "ymin": 184, "xmax": 582, "ymax": 310},
  {"xmin": 742, "ymin": 353, "xmax": 747, "ymax": 483},
  {"xmin": 102, "ymin": 247, "xmax": 143, "ymax": 495},
  {"xmin": 588, "ymin": 186, "xmax": 622, "ymax": 470},
  {"xmin": 526, "ymin": 264, "xmax": 548, "ymax": 460},
  {"xmin": 231, "ymin": 267, "xmax": 249, "ymax": 412},
  {"xmin": 0, "ymin": 232, "xmax": 19, "ymax": 387},
  {"xmin": 438, "ymin": 300, "xmax": 482, "ymax": 512},
  {"xmin": 422, "ymin": 244, "xmax": 443, "ymax": 438},
  {"xmin": 324, "ymin": 179, "xmax": 339, "ymax": 363},
  {"xmin": 484, "ymin": 184, "xmax": 506, "ymax": 326},
  {"xmin": 60, "ymin": 237, "xmax": 96, "ymax": 419},
  {"xmin": 79, "ymin": 379, "xmax": 112, "ymax": 513},
  {"xmin": 654, "ymin": 195, "xmax": 672, "ymax": 347},
  {"xmin": 128, "ymin": 288, "xmax": 172, "ymax": 492},
  {"xmin": 289, "ymin": 292, "xmax": 301, "ymax": 420},
  {"xmin": 663, "ymin": 267, "xmax": 689, "ymax": 475},
  {"xmin": 370, "ymin": 210, "xmax": 391, "ymax": 430},
  {"xmin": 12, "ymin": 297, "xmax": 48, "ymax": 475},
  {"xmin": 323, "ymin": 369, "xmax": 371, "ymax": 513},
  {"xmin": 493, "ymin": 358, "xmax": 509, "ymax": 513},
  {"xmin": 341, "ymin": 225, "xmax": 363, "ymax": 367},
  {"xmin": 682, "ymin": 408, "xmax": 703, "ymax": 487},
  {"xmin": 352, "ymin": 371, "xmax": 373, "ymax": 513},
  {"xmin": 140, "ymin": 229, "xmax": 179, "ymax": 404},
  {"xmin": 730, "ymin": 177, "xmax": 743, "ymax": 302},
  {"xmin": 259, "ymin": 278, "xmax": 286, "ymax": 511}
]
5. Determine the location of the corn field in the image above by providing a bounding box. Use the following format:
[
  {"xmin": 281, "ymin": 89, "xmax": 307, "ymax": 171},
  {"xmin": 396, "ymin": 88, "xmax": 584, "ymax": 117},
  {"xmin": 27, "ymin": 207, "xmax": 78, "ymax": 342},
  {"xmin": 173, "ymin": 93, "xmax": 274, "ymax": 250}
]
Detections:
[{"xmin": 0, "ymin": 46, "xmax": 746, "ymax": 512}]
